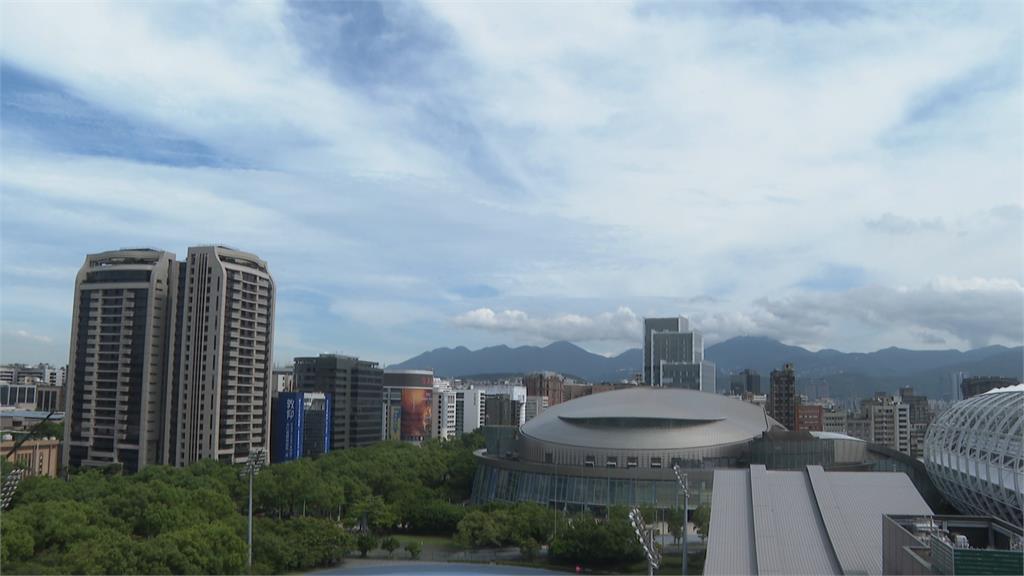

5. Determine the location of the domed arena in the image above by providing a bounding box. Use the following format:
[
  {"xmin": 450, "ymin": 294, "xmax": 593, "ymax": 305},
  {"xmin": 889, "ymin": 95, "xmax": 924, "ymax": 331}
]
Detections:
[
  {"xmin": 471, "ymin": 387, "xmax": 780, "ymax": 511},
  {"xmin": 924, "ymin": 384, "xmax": 1024, "ymax": 526}
]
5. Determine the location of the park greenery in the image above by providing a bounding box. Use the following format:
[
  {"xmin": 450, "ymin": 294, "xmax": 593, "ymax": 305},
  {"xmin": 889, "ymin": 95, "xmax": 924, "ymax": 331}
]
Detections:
[
  {"xmin": 2, "ymin": 433, "xmax": 482, "ymax": 574},
  {"xmin": 2, "ymin": 430, "xmax": 705, "ymax": 574}
]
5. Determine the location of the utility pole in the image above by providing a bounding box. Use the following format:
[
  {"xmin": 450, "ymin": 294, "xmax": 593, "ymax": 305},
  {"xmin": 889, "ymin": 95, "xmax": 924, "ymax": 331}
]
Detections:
[
  {"xmin": 672, "ymin": 464, "xmax": 689, "ymax": 576},
  {"xmin": 240, "ymin": 448, "xmax": 267, "ymax": 571}
]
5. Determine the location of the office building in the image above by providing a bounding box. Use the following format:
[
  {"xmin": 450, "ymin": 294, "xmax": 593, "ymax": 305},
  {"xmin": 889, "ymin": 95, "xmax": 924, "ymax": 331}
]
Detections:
[
  {"xmin": 475, "ymin": 382, "xmax": 527, "ymax": 426},
  {"xmin": 271, "ymin": 391, "xmax": 331, "ymax": 462},
  {"xmin": 64, "ymin": 249, "xmax": 179, "ymax": 473},
  {"xmin": 768, "ymin": 363, "xmax": 797, "ymax": 430},
  {"xmin": 705, "ymin": 465, "xmax": 933, "ymax": 575},
  {"xmin": 296, "ymin": 354, "xmax": 382, "ymax": 450},
  {"xmin": 729, "ymin": 368, "xmax": 761, "ymax": 396},
  {"xmin": 883, "ymin": 514, "xmax": 1023, "ymax": 575},
  {"xmin": 961, "ymin": 376, "xmax": 1019, "ymax": 400},
  {"xmin": 643, "ymin": 316, "xmax": 715, "ymax": 390},
  {"xmin": 924, "ymin": 384, "xmax": 1023, "ymax": 526},
  {"xmin": 431, "ymin": 385, "xmax": 458, "ymax": 440},
  {"xmin": 170, "ymin": 246, "xmax": 275, "ymax": 467},
  {"xmin": 382, "ymin": 369, "xmax": 434, "ymax": 442},
  {"xmin": 823, "ymin": 410, "xmax": 847, "ymax": 434},
  {"xmin": 272, "ymin": 366, "xmax": 294, "ymax": 393}
]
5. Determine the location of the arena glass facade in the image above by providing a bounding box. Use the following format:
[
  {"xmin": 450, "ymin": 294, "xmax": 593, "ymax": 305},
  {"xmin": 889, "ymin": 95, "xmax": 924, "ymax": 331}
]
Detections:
[{"xmin": 923, "ymin": 384, "xmax": 1023, "ymax": 526}]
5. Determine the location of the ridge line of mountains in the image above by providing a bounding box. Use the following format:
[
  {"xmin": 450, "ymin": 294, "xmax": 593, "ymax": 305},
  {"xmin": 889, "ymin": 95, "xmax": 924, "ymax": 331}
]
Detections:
[{"xmin": 389, "ymin": 336, "xmax": 1023, "ymax": 400}]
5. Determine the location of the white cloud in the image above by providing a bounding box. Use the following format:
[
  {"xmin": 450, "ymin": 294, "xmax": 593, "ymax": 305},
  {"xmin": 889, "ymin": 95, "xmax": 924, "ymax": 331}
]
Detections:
[
  {"xmin": 453, "ymin": 306, "xmax": 641, "ymax": 343},
  {"xmin": 9, "ymin": 329, "xmax": 53, "ymax": 344}
]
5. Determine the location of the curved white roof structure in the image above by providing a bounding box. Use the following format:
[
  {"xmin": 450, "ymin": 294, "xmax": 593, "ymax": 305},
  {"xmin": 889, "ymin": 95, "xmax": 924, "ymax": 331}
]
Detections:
[
  {"xmin": 520, "ymin": 386, "xmax": 779, "ymax": 451},
  {"xmin": 924, "ymin": 386, "xmax": 1023, "ymax": 526}
]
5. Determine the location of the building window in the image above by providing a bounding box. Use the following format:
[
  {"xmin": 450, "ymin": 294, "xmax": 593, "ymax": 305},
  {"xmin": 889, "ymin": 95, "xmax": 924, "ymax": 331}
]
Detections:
[
  {"xmin": 606, "ymin": 456, "xmax": 617, "ymax": 468},
  {"xmin": 627, "ymin": 456, "xmax": 638, "ymax": 468},
  {"xmin": 544, "ymin": 452, "xmax": 553, "ymax": 464},
  {"xmin": 584, "ymin": 455, "xmax": 595, "ymax": 468},
  {"xmin": 651, "ymin": 457, "xmax": 663, "ymax": 468}
]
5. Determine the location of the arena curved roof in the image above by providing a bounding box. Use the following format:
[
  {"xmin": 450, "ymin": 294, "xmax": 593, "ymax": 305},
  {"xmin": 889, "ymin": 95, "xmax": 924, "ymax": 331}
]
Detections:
[{"xmin": 520, "ymin": 387, "xmax": 780, "ymax": 451}]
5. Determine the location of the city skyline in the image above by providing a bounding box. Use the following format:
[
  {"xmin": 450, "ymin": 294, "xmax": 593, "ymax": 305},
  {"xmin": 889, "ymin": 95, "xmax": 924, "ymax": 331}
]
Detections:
[{"xmin": 2, "ymin": 2, "xmax": 1022, "ymax": 366}]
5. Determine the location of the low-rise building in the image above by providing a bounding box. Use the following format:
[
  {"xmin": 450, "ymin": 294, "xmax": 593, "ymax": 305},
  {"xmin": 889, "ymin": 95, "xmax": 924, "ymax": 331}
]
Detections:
[
  {"xmin": 2, "ymin": 435, "xmax": 61, "ymax": 477},
  {"xmin": 883, "ymin": 514, "xmax": 1023, "ymax": 575}
]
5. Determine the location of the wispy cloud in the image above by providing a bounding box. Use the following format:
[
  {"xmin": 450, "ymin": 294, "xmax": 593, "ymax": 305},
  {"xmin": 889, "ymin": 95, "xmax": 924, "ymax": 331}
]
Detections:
[{"xmin": 0, "ymin": 1, "xmax": 1020, "ymax": 363}]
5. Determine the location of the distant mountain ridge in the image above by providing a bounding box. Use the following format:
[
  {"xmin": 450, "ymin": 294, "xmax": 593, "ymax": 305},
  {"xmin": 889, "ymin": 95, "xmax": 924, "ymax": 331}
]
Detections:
[{"xmin": 391, "ymin": 336, "xmax": 1023, "ymax": 399}]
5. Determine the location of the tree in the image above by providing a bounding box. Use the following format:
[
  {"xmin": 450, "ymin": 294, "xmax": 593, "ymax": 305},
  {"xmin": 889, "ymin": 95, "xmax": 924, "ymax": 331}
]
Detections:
[
  {"xmin": 356, "ymin": 532, "xmax": 379, "ymax": 558},
  {"xmin": 454, "ymin": 509, "xmax": 502, "ymax": 548},
  {"xmin": 404, "ymin": 540, "xmax": 422, "ymax": 560},
  {"xmin": 693, "ymin": 504, "xmax": 711, "ymax": 542},
  {"xmin": 380, "ymin": 536, "xmax": 400, "ymax": 558},
  {"xmin": 548, "ymin": 508, "xmax": 644, "ymax": 568},
  {"xmin": 519, "ymin": 537, "xmax": 540, "ymax": 562}
]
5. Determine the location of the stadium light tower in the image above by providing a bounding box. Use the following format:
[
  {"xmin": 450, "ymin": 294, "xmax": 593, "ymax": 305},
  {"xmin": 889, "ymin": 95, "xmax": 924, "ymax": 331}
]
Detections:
[
  {"xmin": 240, "ymin": 448, "xmax": 267, "ymax": 570},
  {"xmin": 628, "ymin": 507, "xmax": 661, "ymax": 576},
  {"xmin": 672, "ymin": 463, "xmax": 690, "ymax": 576},
  {"xmin": 1, "ymin": 469, "xmax": 26, "ymax": 510}
]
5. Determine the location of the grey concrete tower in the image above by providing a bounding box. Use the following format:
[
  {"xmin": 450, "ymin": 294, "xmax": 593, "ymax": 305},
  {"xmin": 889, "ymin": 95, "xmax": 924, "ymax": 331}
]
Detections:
[
  {"xmin": 171, "ymin": 246, "xmax": 275, "ymax": 466},
  {"xmin": 64, "ymin": 249, "xmax": 179, "ymax": 473}
]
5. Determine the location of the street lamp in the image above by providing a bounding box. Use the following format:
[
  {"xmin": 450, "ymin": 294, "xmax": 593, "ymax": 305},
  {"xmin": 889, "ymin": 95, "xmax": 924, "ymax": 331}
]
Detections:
[
  {"xmin": 1, "ymin": 468, "xmax": 25, "ymax": 510},
  {"xmin": 240, "ymin": 447, "xmax": 267, "ymax": 571},
  {"xmin": 628, "ymin": 507, "xmax": 661, "ymax": 576},
  {"xmin": 672, "ymin": 464, "xmax": 689, "ymax": 576}
]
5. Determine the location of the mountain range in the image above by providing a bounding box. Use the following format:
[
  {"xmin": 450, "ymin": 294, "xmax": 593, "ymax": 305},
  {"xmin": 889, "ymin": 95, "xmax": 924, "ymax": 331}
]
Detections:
[{"xmin": 389, "ymin": 336, "xmax": 1023, "ymax": 400}]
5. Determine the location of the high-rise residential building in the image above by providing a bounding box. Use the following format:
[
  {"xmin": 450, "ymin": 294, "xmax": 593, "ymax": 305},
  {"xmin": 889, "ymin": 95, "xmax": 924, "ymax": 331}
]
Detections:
[
  {"xmin": 272, "ymin": 366, "xmax": 294, "ymax": 393},
  {"xmin": 768, "ymin": 363, "xmax": 797, "ymax": 430},
  {"xmin": 900, "ymin": 387, "xmax": 933, "ymax": 458},
  {"xmin": 475, "ymin": 382, "xmax": 527, "ymax": 426},
  {"xmin": 170, "ymin": 246, "xmax": 275, "ymax": 467},
  {"xmin": 431, "ymin": 385, "xmax": 458, "ymax": 440},
  {"xmin": 848, "ymin": 394, "xmax": 912, "ymax": 455},
  {"xmin": 643, "ymin": 316, "xmax": 715, "ymax": 390},
  {"xmin": 296, "ymin": 354, "xmax": 382, "ymax": 450},
  {"xmin": 523, "ymin": 372, "xmax": 568, "ymax": 405},
  {"xmin": 960, "ymin": 376, "xmax": 1019, "ymax": 399},
  {"xmin": 64, "ymin": 249, "xmax": 179, "ymax": 473}
]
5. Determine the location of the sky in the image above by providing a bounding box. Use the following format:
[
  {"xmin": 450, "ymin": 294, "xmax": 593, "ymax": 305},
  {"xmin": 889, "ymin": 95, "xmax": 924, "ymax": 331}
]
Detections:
[{"xmin": 1, "ymin": 0, "xmax": 1021, "ymax": 366}]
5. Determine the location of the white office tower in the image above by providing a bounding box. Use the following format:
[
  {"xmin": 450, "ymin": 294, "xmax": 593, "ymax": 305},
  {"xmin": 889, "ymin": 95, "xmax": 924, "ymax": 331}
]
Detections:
[
  {"xmin": 643, "ymin": 316, "xmax": 715, "ymax": 390},
  {"xmin": 430, "ymin": 383, "xmax": 458, "ymax": 436},
  {"xmin": 64, "ymin": 249, "xmax": 179, "ymax": 473},
  {"xmin": 170, "ymin": 246, "xmax": 275, "ymax": 466},
  {"xmin": 456, "ymin": 388, "xmax": 484, "ymax": 435}
]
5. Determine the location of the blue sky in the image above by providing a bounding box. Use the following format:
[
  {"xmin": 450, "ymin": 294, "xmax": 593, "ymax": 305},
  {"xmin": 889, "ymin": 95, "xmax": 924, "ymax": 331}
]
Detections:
[{"xmin": 1, "ymin": 1, "xmax": 1021, "ymax": 366}]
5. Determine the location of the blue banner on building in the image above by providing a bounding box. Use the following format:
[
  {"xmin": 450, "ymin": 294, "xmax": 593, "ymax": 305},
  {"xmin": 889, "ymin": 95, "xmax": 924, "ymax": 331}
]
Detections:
[{"xmin": 272, "ymin": 391, "xmax": 304, "ymax": 462}]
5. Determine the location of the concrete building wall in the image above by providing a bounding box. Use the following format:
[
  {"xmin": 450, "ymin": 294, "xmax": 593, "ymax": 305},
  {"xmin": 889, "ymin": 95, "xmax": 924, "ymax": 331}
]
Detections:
[{"xmin": 64, "ymin": 249, "xmax": 178, "ymax": 473}]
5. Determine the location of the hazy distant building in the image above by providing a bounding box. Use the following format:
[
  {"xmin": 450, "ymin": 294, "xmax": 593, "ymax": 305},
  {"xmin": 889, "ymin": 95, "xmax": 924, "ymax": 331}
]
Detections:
[
  {"xmin": 272, "ymin": 366, "xmax": 294, "ymax": 393},
  {"xmin": 524, "ymin": 395, "xmax": 548, "ymax": 421},
  {"xmin": 960, "ymin": 376, "xmax": 1019, "ymax": 399},
  {"xmin": 170, "ymin": 246, "xmax": 275, "ymax": 467},
  {"xmin": 523, "ymin": 372, "xmax": 567, "ymax": 405},
  {"xmin": 643, "ymin": 316, "xmax": 715, "ymax": 391},
  {"xmin": 823, "ymin": 410, "xmax": 848, "ymax": 434},
  {"xmin": 848, "ymin": 394, "xmax": 912, "ymax": 455},
  {"xmin": 454, "ymin": 388, "xmax": 484, "ymax": 436},
  {"xmin": 768, "ymin": 363, "xmax": 797, "ymax": 430},
  {"xmin": 64, "ymin": 249, "xmax": 179, "ymax": 473},
  {"xmin": 0, "ymin": 363, "xmax": 66, "ymax": 388},
  {"xmin": 729, "ymin": 369, "xmax": 761, "ymax": 395},
  {"xmin": 298, "ymin": 354, "xmax": 382, "ymax": 450}
]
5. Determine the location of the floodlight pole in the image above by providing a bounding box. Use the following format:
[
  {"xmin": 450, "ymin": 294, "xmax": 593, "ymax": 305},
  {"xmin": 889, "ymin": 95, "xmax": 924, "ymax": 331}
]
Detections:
[
  {"xmin": 241, "ymin": 448, "xmax": 266, "ymax": 572},
  {"xmin": 1, "ymin": 469, "xmax": 26, "ymax": 510},
  {"xmin": 673, "ymin": 464, "xmax": 689, "ymax": 576}
]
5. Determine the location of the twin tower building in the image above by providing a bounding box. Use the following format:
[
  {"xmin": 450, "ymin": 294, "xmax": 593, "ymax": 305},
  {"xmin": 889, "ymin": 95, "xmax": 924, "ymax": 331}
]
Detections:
[{"xmin": 64, "ymin": 246, "xmax": 275, "ymax": 473}]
